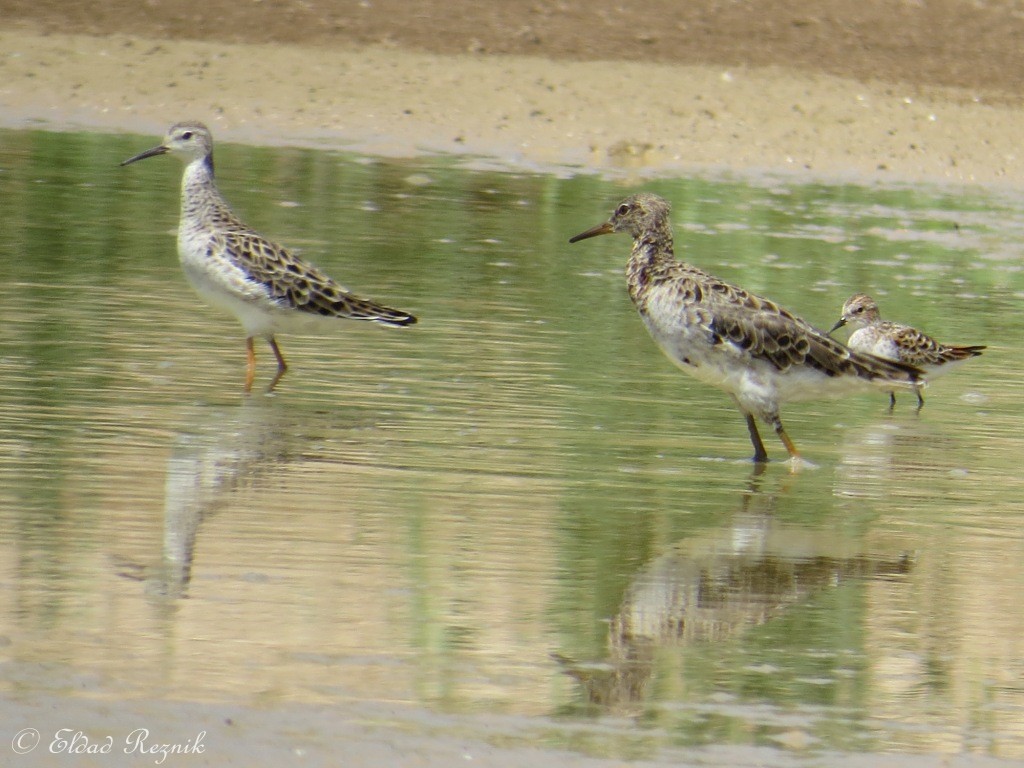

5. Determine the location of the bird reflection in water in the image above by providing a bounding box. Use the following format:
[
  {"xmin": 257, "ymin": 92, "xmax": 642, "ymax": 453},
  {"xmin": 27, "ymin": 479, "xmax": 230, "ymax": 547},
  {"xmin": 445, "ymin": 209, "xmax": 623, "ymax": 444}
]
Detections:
[
  {"xmin": 115, "ymin": 399, "xmax": 307, "ymax": 598},
  {"xmin": 553, "ymin": 487, "xmax": 913, "ymax": 711}
]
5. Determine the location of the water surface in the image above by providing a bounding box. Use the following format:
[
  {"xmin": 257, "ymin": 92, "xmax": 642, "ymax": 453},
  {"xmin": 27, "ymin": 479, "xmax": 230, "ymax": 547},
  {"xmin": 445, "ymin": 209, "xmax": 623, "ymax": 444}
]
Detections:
[{"xmin": 1, "ymin": 128, "xmax": 1022, "ymax": 762}]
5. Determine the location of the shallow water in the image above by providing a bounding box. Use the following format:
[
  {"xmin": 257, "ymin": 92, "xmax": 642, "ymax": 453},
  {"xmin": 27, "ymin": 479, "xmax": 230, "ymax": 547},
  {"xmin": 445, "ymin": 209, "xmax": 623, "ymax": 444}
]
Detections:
[{"xmin": 1, "ymin": 128, "xmax": 1022, "ymax": 761}]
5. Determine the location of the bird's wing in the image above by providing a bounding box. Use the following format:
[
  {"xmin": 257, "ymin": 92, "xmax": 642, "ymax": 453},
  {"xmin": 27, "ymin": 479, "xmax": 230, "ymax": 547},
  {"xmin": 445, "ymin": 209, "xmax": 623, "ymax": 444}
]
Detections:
[
  {"xmin": 885, "ymin": 323, "xmax": 984, "ymax": 365},
  {"xmin": 219, "ymin": 231, "xmax": 416, "ymax": 325},
  {"xmin": 700, "ymin": 278, "xmax": 922, "ymax": 384}
]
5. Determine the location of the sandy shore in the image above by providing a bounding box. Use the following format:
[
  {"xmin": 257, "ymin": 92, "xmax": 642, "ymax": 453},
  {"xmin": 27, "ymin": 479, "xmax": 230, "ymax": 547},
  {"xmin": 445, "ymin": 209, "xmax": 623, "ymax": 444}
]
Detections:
[{"xmin": 1, "ymin": 28, "xmax": 1023, "ymax": 188}]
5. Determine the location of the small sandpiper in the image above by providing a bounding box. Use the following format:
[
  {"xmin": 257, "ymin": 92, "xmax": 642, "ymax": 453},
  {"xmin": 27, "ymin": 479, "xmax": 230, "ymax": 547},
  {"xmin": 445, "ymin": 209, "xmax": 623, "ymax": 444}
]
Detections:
[
  {"xmin": 569, "ymin": 193, "xmax": 925, "ymax": 464},
  {"xmin": 121, "ymin": 121, "xmax": 416, "ymax": 392},
  {"xmin": 829, "ymin": 293, "xmax": 985, "ymax": 409}
]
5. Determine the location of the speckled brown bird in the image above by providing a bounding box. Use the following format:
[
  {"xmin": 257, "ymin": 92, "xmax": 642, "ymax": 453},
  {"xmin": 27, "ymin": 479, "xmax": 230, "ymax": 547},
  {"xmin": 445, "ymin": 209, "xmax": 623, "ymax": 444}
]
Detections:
[
  {"xmin": 122, "ymin": 121, "xmax": 416, "ymax": 392},
  {"xmin": 830, "ymin": 293, "xmax": 984, "ymax": 409},
  {"xmin": 570, "ymin": 192, "xmax": 925, "ymax": 463}
]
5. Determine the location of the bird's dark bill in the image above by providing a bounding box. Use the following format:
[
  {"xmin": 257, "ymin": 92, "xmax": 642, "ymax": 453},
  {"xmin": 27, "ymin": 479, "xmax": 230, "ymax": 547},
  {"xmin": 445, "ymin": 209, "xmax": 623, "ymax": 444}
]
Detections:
[
  {"xmin": 568, "ymin": 221, "xmax": 614, "ymax": 243},
  {"xmin": 120, "ymin": 145, "xmax": 169, "ymax": 166}
]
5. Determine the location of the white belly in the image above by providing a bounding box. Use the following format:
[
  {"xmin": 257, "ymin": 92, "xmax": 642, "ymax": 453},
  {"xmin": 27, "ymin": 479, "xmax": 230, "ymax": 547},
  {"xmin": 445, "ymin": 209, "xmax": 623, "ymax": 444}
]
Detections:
[{"xmin": 176, "ymin": 232, "xmax": 314, "ymax": 338}]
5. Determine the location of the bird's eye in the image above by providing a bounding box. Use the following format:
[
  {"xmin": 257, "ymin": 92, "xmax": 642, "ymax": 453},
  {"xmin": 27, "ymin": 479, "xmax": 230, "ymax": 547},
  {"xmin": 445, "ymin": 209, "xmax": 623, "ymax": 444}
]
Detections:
[
  {"xmin": 616, "ymin": 203, "xmax": 630, "ymax": 216},
  {"xmin": 181, "ymin": 131, "xmax": 193, "ymax": 140},
  {"xmin": 854, "ymin": 306, "xmax": 864, "ymax": 314}
]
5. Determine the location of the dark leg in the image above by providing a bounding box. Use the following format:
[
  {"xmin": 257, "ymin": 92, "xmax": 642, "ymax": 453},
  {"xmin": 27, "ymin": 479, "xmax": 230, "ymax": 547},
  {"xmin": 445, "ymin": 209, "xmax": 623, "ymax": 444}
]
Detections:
[
  {"xmin": 266, "ymin": 336, "xmax": 288, "ymax": 392},
  {"xmin": 744, "ymin": 413, "xmax": 770, "ymax": 463},
  {"xmin": 914, "ymin": 386, "xmax": 924, "ymax": 411},
  {"xmin": 888, "ymin": 391, "xmax": 897, "ymax": 411}
]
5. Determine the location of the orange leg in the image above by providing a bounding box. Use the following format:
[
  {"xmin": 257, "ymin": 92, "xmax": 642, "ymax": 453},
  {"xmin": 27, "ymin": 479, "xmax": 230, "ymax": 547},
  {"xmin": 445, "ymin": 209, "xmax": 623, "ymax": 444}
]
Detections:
[
  {"xmin": 245, "ymin": 337, "xmax": 257, "ymax": 394},
  {"xmin": 773, "ymin": 419, "xmax": 801, "ymax": 461}
]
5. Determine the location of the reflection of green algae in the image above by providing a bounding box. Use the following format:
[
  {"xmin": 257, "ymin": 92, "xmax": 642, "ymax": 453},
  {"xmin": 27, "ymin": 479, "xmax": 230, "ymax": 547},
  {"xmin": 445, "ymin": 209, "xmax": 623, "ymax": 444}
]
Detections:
[{"xmin": 1, "ymin": 126, "xmax": 1022, "ymax": 761}]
